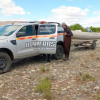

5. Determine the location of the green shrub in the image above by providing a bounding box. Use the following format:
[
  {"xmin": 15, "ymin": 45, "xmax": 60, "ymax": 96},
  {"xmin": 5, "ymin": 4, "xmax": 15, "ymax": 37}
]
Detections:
[
  {"xmin": 82, "ymin": 74, "xmax": 95, "ymax": 81},
  {"xmin": 82, "ymin": 74, "xmax": 90, "ymax": 80},
  {"xmin": 90, "ymin": 26, "xmax": 100, "ymax": 32},
  {"xmin": 69, "ymin": 23, "xmax": 100, "ymax": 32},
  {"xmin": 35, "ymin": 77, "xmax": 52, "ymax": 100},
  {"xmin": 41, "ymin": 67, "xmax": 50, "ymax": 72},
  {"xmin": 90, "ymin": 77, "xmax": 95, "ymax": 81},
  {"xmin": 41, "ymin": 67, "xmax": 46, "ymax": 72},
  {"xmin": 43, "ymin": 89, "xmax": 52, "ymax": 100},
  {"xmin": 97, "ymin": 94, "xmax": 100, "ymax": 100},
  {"xmin": 70, "ymin": 24, "xmax": 83, "ymax": 30}
]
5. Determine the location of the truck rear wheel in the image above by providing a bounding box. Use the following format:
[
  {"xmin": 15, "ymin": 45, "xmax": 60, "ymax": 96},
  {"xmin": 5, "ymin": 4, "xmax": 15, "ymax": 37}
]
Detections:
[
  {"xmin": 53, "ymin": 45, "xmax": 64, "ymax": 60},
  {"xmin": 91, "ymin": 42, "xmax": 96, "ymax": 50},
  {"xmin": 0, "ymin": 52, "xmax": 11, "ymax": 74}
]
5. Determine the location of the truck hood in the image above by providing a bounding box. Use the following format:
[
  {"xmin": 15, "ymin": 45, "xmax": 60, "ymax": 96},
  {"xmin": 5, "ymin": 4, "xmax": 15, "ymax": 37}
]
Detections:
[{"xmin": 0, "ymin": 36, "xmax": 8, "ymax": 40}]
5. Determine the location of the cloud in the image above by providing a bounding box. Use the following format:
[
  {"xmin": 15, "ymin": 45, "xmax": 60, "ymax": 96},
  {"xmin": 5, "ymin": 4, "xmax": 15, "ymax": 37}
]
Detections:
[
  {"xmin": 43, "ymin": 6, "xmax": 89, "ymax": 25},
  {"xmin": 93, "ymin": 11, "xmax": 100, "ymax": 15},
  {"xmin": 80, "ymin": 15, "xmax": 100, "ymax": 27},
  {"xmin": 51, "ymin": 6, "xmax": 88, "ymax": 19},
  {"xmin": 0, "ymin": 0, "xmax": 26, "ymax": 16},
  {"xmin": 40, "ymin": 6, "xmax": 100, "ymax": 27}
]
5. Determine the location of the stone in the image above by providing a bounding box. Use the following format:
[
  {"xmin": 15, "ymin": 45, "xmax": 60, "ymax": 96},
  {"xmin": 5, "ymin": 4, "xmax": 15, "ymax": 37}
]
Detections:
[
  {"xmin": 61, "ymin": 91, "xmax": 66, "ymax": 95},
  {"xmin": 67, "ymin": 86, "xmax": 71, "ymax": 89},
  {"xmin": 35, "ymin": 93, "xmax": 40, "ymax": 96},
  {"xmin": 77, "ymin": 88, "xmax": 80, "ymax": 91},
  {"xmin": 94, "ymin": 86, "xmax": 100, "ymax": 90},
  {"xmin": 31, "ymin": 70, "xmax": 35, "ymax": 72},
  {"xmin": 70, "ymin": 71, "xmax": 77, "ymax": 75},
  {"xmin": 77, "ymin": 94, "xmax": 82, "ymax": 98},
  {"xmin": 62, "ymin": 88, "xmax": 67, "ymax": 91}
]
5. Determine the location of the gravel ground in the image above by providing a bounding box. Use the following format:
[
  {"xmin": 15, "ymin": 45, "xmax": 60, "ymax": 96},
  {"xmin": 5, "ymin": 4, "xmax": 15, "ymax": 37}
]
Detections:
[{"xmin": 0, "ymin": 42, "xmax": 100, "ymax": 100}]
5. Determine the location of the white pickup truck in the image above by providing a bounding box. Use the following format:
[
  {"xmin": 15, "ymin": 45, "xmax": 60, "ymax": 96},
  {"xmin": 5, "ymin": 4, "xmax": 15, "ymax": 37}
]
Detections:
[{"xmin": 0, "ymin": 21, "xmax": 65, "ymax": 73}]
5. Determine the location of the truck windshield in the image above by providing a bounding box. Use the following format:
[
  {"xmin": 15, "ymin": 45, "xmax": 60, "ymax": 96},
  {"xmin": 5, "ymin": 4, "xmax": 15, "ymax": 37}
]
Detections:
[{"xmin": 0, "ymin": 25, "xmax": 21, "ymax": 36}]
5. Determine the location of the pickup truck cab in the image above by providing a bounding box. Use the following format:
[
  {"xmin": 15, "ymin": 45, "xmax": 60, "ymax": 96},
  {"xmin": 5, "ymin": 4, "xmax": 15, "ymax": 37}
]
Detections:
[{"xmin": 0, "ymin": 21, "xmax": 64, "ymax": 73}]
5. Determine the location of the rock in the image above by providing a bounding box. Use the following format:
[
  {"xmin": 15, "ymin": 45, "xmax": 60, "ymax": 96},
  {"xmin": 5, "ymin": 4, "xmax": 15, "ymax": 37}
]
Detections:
[
  {"xmin": 67, "ymin": 86, "xmax": 71, "ymax": 89},
  {"xmin": 61, "ymin": 91, "xmax": 66, "ymax": 95},
  {"xmin": 77, "ymin": 88, "xmax": 80, "ymax": 91},
  {"xmin": 86, "ymin": 85, "xmax": 90, "ymax": 89},
  {"xmin": 0, "ymin": 84, "xmax": 4, "ymax": 88},
  {"xmin": 31, "ymin": 70, "xmax": 35, "ymax": 72},
  {"xmin": 70, "ymin": 71, "xmax": 77, "ymax": 75},
  {"xmin": 71, "ymin": 80, "xmax": 76, "ymax": 82},
  {"xmin": 55, "ymin": 85, "xmax": 59, "ymax": 87},
  {"xmin": 94, "ymin": 86, "xmax": 100, "ymax": 90},
  {"xmin": 62, "ymin": 88, "xmax": 67, "ymax": 91},
  {"xmin": 77, "ymin": 94, "xmax": 82, "ymax": 98},
  {"xmin": 35, "ymin": 93, "xmax": 40, "ymax": 96}
]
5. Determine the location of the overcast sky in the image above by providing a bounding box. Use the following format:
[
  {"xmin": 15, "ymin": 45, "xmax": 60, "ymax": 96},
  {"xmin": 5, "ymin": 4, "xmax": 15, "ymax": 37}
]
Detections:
[{"xmin": 0, "ymin": 0, "xmax": 100, "ymax": 27}]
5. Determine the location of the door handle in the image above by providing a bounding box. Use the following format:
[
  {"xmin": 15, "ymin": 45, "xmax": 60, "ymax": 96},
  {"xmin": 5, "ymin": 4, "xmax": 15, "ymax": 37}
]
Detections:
[
  {"xmin": 32, "ymin": 38, "xmax": 36, "ymax": 40},
  {"xmin": 49, "ymin": 37, "xmax": 55, "ymax": 39}
]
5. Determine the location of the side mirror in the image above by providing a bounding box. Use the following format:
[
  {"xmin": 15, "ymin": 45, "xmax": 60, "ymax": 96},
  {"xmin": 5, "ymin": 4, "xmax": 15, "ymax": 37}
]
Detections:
[{"xmin": 16, "ymin": 32, "xmax": 26, "ymax": 37}]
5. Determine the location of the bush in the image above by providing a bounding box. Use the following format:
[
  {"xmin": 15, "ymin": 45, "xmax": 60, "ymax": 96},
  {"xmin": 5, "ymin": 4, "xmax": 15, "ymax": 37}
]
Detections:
[
  {"xmin": 70, "ymin": 23, "xmax": 100, "ymax": 32},
  {"xmin": 82, "ymin": 74, "xmax": 95, "ymax": 81},
  {"xmin": 43, "ymin": 89, "xmax": 52, "ymax": 100},
  {"xmin": 90, "ymin": 26, "xmax": 100, "ymax": 32},
  {"xmin": 35, "ymin": 77, "xmax": 52, "ymax": 100},
  {"xmin": 41, "ymin": 67, "xmax": 46, "ymax": 72},
  {"xmin": 70, "ymin": 24, "xmax": 83, "ymax": 31},
  {"xmin": 97, "ymin": 94, "xmax": 100, "ymax": 100},
  {"xmin": 41, "ymin": 67, "xmax": 50, "ymax": 72}
]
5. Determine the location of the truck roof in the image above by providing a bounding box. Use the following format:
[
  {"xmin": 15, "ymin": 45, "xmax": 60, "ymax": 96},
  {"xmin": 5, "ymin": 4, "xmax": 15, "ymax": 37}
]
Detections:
[
  {"xmin": 10, "ymin": 23, "xmax": 58, "ymax": 26},
  {"xmin": 5, "ymin": 22, "xmax": 63, "ymax": 31}
]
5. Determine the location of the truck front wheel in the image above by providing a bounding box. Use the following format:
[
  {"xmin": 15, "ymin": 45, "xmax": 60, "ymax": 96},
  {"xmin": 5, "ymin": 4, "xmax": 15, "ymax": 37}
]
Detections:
[
  {"xmin": 53, "ymin": 45, "xmax": 64, "ymax": 60},
  {"xmin": 0, "ymin": 52, "xmax": 12, "ymax": 74}
]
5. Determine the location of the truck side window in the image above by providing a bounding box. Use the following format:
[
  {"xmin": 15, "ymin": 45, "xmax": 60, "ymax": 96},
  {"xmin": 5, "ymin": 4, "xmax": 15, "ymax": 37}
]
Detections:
[
  {"xmin": 58, "ymin": 31, "xmax": 64, "ymax": 33},
  {"xmin": 39, "ymin": 25, "xmax": 55, "ymax": 35},
  {"xmin": 18, "ymin": 25, "xmax": 34, "ymax": 37},
  {"xmin": 57, "ymin": 27, "xmax": 64, "ymax": 33}
]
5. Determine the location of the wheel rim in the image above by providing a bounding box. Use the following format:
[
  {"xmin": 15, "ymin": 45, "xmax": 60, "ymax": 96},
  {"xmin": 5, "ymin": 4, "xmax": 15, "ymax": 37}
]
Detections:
[
  {"xmin": 0, "ymin": 59, "xmax": 7, "ymax": 69},
  {"xmin": 57, "ymin": 48, "xmax": 63, "ymax": 57}
]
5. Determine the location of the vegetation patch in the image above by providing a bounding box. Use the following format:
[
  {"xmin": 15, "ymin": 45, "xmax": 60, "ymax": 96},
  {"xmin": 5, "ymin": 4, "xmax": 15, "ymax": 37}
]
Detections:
[
  {"xmin": 97, "ymin": 94, "xmax": 100, "ymax": 100},
  {"xmin": 82, "ymin": 74, "xmax": 95, "ymax": 81},
  {"xmin": 35, "ymin": 76, "xmax": 52, "ymax": 100},
  {"xmin": 41, "ymin": 67, "xmax": 50, "ymax": 73},
  {"xmin": 70, "ymin": 23, "xmax": 100, "ymax": 32}
]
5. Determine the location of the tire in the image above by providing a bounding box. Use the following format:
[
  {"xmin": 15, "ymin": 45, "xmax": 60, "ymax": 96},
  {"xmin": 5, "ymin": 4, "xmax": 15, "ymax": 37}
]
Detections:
[
  {"xmin": 0, "ymin": 52, "xmax": 12, "ymax": 74},
  {"xmin": 91, "ymin": 42, "xmax": 96, "ymax": 50},
  {"xmin": 53, "ymin": 45, "xmax": 64, "ymax": 60}
]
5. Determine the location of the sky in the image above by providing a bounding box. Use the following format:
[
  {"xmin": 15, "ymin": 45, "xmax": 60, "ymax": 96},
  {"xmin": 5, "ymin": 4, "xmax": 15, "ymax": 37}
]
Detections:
[{"xmin": 0, "ymin": 0, "xmax": 100, "ymax": 27}]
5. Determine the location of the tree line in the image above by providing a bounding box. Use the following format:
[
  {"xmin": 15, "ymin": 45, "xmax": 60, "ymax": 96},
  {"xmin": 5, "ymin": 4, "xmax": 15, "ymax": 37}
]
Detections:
[{"xmin": 70, "ymin": 24, "xmax": 100, "ymax": 32}]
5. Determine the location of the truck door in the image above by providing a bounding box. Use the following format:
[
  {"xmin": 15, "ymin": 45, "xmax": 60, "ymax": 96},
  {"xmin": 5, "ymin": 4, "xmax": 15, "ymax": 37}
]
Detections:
[
  {"xmin": 16, "ymin": 25, "xmax": 38, "ymax": 58},
  {"xmin": 37, "ymin": 24, "xmax": 57, "ymax": 54}
]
